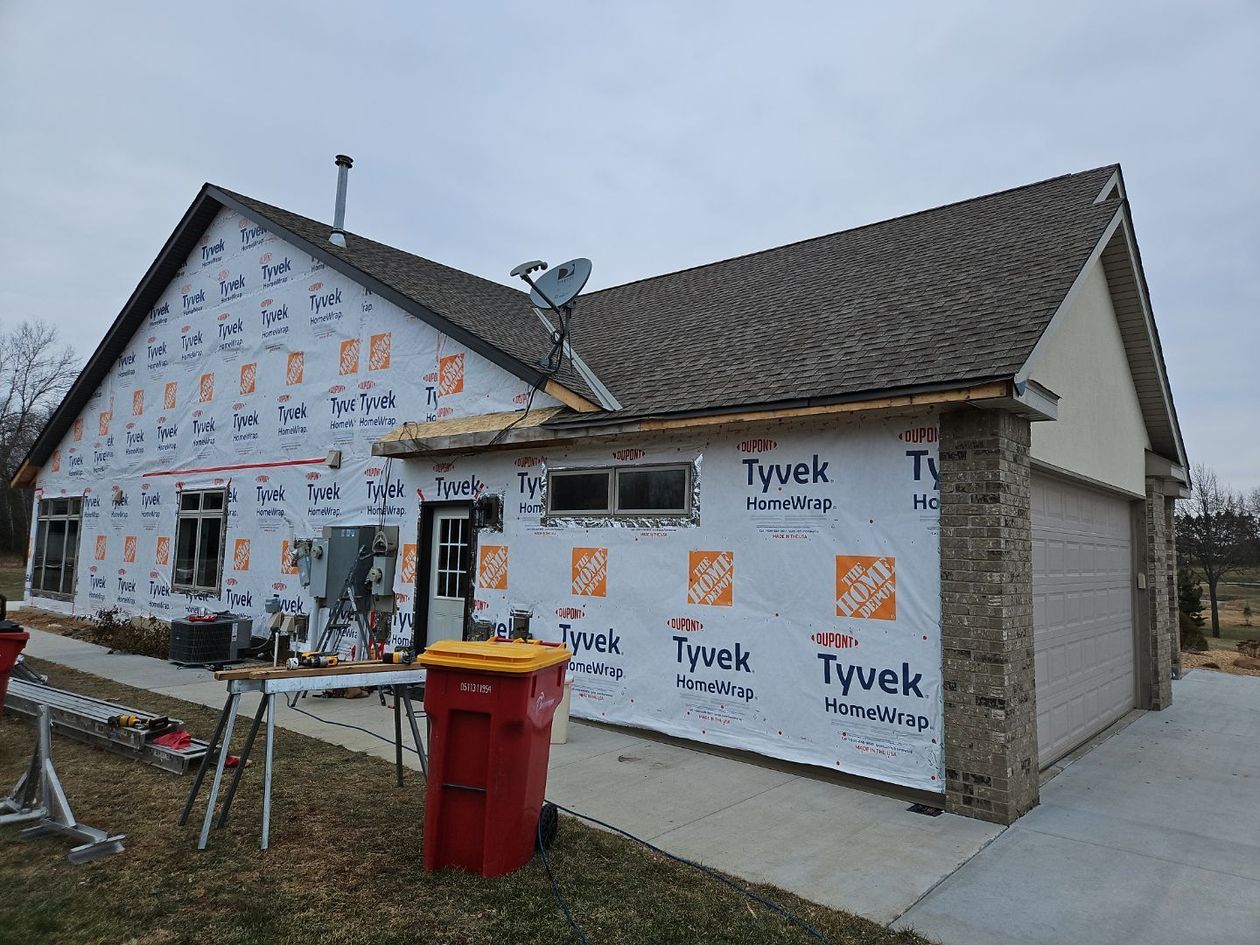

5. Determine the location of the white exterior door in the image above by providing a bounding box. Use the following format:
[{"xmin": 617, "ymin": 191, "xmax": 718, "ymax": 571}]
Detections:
[
  {"xmin": 1032, "ymin": 474, "xmax": 1136, "ymax": 766},
  {"xmin": 425, "ymin": 508, "xmax": 470, "ymax": 646}
]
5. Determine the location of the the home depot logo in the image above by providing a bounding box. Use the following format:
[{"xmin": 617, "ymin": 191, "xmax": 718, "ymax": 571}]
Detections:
[
  {"xmin": 835, "ymin": 555, "xmax": 896, "ymax": 621},
  {"xmin": 369, "ymin": 332, "xmax": 391, "ymax": 371},
  {"xmin": 280, "ymin": 539, "xmax": 298, "ymax": 575},
  {"xmin": 123, "ymin": 535, "xmax": 137, "ymax": 564},
  {"xmin": 98, "ymin": 410, "xmax": 111, "ymax": 436},
  {"xmin": 286, "ymin": 351, "xmax": 304, "ymax": 386},
  {"xmin": 51, "ymin": 449, "xmax": 61, "ymax": 473},
  {"xmin": 164, "ymin": 382, "xmax": 178, "ymax": 410},
  {"xmin": 132, "ymin": 389, "xmax": 144, "ymax": 416},
  {"xmin": 199, "ymin": 373, "xmax": 214, "ymax": 403},
  {"xmin": 240, "ymin": 362, "xmax": 256, "ymax": 395},
  {"xmin": 438, "ymin": 353, "xmax": 465, "ymax": 396},
  {"xmin": 687, "ymin": 550, "xmax": 733, "ymax": 607},
  {"xmin": 478, "ymin": 545, "xmax": 509, "ymax": 591},
  {"xmin": 339, "ymin": 338, "xmax": 360, "ymax": 375},
  {"xmin": 95, "ymin": 535, "xmax": 107, "ymax": 561},
  {"xmin": 400, "ymin": 543, "xmax": 418, "ymax": 584},
  {"xmin": 156, "ymin": 536, "xmax": 170, "ymax": 566},
  {"xmin": 233, "ymin": 538, "xmax": 251, "ymax": 571},
  {"xmin": 73, "ymin": 418, "xmax": 84, "ymax": 441},
  {"xmin": 571, "ymin": 547, "xmax": 608, "ymax": 597}
]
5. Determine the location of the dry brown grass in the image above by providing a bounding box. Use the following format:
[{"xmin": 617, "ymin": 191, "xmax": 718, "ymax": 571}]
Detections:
[{"xmin": 1, "ymin": 658, "xmax": 928, "ymax": 945}]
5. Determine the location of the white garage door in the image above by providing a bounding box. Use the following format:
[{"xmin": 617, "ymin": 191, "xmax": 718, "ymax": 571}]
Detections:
[{"xmin": 1032, "ymin": 474, "xmax": 1136, "ymax": 766}]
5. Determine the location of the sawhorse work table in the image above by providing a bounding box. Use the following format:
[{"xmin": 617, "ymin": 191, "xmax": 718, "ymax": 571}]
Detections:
[{"xmin": 179, "ymin": 662, "xmax": 428, "ymax": 850}]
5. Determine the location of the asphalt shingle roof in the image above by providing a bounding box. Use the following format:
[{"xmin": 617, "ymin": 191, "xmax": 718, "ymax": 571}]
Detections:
[{"xmin": 571, "ymin": 165, "xmax": 1121, "ymax": 416}]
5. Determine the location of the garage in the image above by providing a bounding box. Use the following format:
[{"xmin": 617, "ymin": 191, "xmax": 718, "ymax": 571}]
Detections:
[{"xmin": 1032, "ymin": 472, "xmax": 1137, "ymax": 765}]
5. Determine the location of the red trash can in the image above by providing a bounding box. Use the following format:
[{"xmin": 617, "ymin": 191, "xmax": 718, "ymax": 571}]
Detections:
[
  {"xmin": 0, "ymin": 620, "xmax": 30, "ymax": 714},
  {"xmin": 419, "ymin": 638, "xmax": 571, "ymax": 877}
]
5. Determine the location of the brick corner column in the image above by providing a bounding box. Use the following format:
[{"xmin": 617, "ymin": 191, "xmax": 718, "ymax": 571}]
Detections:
[
  {"xmin": 1144, "ymin": 477, "xmax": 1177, "ymax": 707},
  {"xmin": 939, "ymin": 408, "xmax": 1038, "ymax": 825}
]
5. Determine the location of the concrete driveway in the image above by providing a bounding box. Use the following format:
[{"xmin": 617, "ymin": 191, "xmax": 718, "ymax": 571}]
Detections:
[{"xmin": 896, "ymin": 670, "xmax": 1260, "ymax": 945}]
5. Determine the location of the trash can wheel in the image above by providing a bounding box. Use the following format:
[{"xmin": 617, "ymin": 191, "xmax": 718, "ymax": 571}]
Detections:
[{"xmin": 536, "ymin": 802, "xmax": 558, "ymax": 851}]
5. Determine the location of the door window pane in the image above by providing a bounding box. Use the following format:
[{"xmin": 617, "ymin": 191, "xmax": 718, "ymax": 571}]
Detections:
[{"xmin": 435, "ymin": 516, "xmax": 469, "ymax": 600}]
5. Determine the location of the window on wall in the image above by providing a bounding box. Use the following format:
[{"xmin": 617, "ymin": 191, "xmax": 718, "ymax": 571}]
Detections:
[
  {"xmin": 546, "ymin": 464, "xmax": 692, "ymax": 517},
  {"xmin": 31, "ymin": 497, "xmax": 83, "ymax": 598},
  {"xmin": 172, "ymin": 489, "xmax": 227, "ymax": 594}
]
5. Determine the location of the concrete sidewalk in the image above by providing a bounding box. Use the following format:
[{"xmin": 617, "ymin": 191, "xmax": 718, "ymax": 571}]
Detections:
[
  {"xmin": 895, "ymin": 670, "xmax": 1260, "ymax": 945},
  {"xmin": 15, "ymin": 626, "xmax": 999, "ymax": 925}
]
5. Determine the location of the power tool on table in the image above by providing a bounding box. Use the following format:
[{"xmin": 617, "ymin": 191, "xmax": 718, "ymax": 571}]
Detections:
[
  {"xmin": 381, "ymin": 647, "xmax": 414, "ymax": 664},
  {"xmin": 286, "ymin": 651, "xmax": 340, "ymax": 670},
  {"xmin": 107, "ymin": 714, "xmax": 170, "ymax": 730}
]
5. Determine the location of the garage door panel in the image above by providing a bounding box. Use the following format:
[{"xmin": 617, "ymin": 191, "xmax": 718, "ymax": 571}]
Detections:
[{"xmin": 1033, "ymin": 474, "xmax": 1136, "ymax": 766}]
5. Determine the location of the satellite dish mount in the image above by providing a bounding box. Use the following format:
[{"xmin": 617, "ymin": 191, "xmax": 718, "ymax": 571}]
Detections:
[{"xmin": 510, "ymin": 257, "xmax": 592, "ymax": 374}]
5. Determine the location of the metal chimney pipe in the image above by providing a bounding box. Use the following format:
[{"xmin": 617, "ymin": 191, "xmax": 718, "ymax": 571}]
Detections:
[{"xmin": 330, "ymin": 154, "xmax": 353, "ymax": 247}]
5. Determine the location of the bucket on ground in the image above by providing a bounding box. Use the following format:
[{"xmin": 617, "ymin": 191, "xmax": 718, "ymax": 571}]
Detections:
[
  {"xmin": 550, "ymin": 675, "xmax": 574, "ymax": 745},
  {"xmin": 0, "ymin": 616, "xmax": 30, "ymax": 713},
  {"xmin": 419, "ymin": 637, "xmax": 571, "ymax": 878}
]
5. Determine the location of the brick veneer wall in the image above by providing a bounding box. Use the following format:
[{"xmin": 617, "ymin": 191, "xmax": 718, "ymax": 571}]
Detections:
[
  {"xmin": 939, "ymin": 408, "xmax": 1039, "ymax": 824},
  {"xmin": 1145, "ymin": 478, "xmax": 1181, "ymax": 699}
]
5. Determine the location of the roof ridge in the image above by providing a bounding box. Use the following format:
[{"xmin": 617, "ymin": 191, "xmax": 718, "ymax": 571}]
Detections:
[
  {"xmin": 210, "ymin": 185, "xmax": 531, "ymax": 306},
  {"xmin": 583, "ymin": 163, "xmax": 1121, "ymax": 298}
]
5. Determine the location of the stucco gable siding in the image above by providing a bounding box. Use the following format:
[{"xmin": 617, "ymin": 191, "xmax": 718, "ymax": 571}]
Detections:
[{"xmin": 1029, "ymin": 260, "xmax": 1150, "ymax": 495}]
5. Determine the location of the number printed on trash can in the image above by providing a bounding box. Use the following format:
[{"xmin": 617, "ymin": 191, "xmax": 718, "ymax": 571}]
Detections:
[{"xmin": 459, "ymin": 681, "xmax": 493, "ymax": 694}]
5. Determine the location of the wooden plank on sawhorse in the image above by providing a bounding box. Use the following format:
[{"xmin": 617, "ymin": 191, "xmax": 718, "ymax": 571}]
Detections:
[{"xmin": 181, "ymin": 666, "xmax": 428, "ymax": 851}]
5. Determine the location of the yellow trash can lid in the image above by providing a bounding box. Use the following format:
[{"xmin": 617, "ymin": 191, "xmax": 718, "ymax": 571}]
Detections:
[{"xmin": 419, "ymin": 638, "xmax": 572, "ymax": 674}]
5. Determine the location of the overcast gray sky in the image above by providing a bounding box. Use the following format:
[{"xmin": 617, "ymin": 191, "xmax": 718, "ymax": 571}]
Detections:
[{"xmin": 1, "ymin": 2, "xmax": 1256, "ymax": 488}]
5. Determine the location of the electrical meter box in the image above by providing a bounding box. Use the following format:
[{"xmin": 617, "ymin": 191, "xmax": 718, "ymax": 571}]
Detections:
[
  {"xmin": 318, "ymin": 525, "xmax": 380, "ymax": 604},
  {"xmin": 369, "ymin": 525, "xmax": 400, "ymax": 611}
]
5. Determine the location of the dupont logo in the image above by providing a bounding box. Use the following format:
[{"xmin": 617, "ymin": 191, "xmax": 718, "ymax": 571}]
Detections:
[
  {"xmin": 737, "ymin": 438, "xmax": 777, "ymax": 453},
  {"xmin": 400, "ymin": 543, "xmax": 418, "ymax": 584},
  {"xmin": 555, "ymin": 606, "xmax": 585, "ymax": 620},
  {"xmin": 98, "ymin": 410, "xmax": 111, "ymax": 436},
  {"xmin": 369, "ymin": 332, "xmax": 391, "ymax": 371},
  {"xmin": 286, "ymin": 351, "xmax": 304, "ymax": 386},
  {"xmin": 123, "ymin": 535, "xmax": 137, "ymax": 564},
  {"xmin": 612, "ymin": 448, "xmax": 645, "ymax": 462},
  {"xmin": 812, "ymin": 631, "xmax": 860, "ymax": 650},
  {"xmin": 233, "ymin": 538, "xmax": 251, "ymax": 572},
  {"xmin": 199, "ymin": 372, "xmax": 214, "ymax": 403},
  {"xmin": 478, "ymin": 545, "xmax": 509, "ymax": 590},
  {"xmin": 156, "ymin": 536, "xmax": 170, "ymax": 566},
  {"xmin": 515, "ymin": 456, "xmax": 544, "ymax": 468},
  {"xmin": 688, "ymin": 550, "xmax": 733, "ymax": 607},
  {"xmin": 898, "ymin": 426, "xmax": 938, "ymax": 444},
  {"xmin": 339, "ymin": 338, "xmax": 360, "ymax": 375},
  {"xmin": 280, "ymin": 539, "xmax": 298, "ymax": 575},
  {"xmin": 513, "ymin": 391, "xmax": 529, "ymax": 405},
  {"xmin": 835, "ymin": 555, "xmax": 896, "ymax": 621},
  {"xmin": 431, "ymin": 462, "xmax": 454, "ymax": 473},
  {"xmin": 132, "ymin": 389, "xmax": 144, "ymax": 416},
  {"xmin": 305, "ymin": 471, "xmax": 321, "ymax": 481},
  {"xmin": 438, "ymin": 352, "xmax": 464, "ymax": 396},
  {"xmin": 164, "ymin": 382, "xmax": 178, "ymax": 410},
  {"xmin": 95, "ymin": 535, "xmax": 107, "ymax": 561},
  {"xmin": 667, "ymin": 617, "xmax": 703, "ymax": 633},
  {"xmin": 571, "ymin": 547, "xmax": 608, "ymax": 598},
  {"xmin": 73, "ymin": 418, "xmax": 84, "ymax": 441}
]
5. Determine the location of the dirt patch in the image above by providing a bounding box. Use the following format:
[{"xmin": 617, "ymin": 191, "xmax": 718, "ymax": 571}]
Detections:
[
  {"xmin": 12, "ymin": 606, "xmax": 95, "ymax": 639},
  {"xmin": 1181, "ymin": 649, "xmax": 1260, "ymax": 679}
]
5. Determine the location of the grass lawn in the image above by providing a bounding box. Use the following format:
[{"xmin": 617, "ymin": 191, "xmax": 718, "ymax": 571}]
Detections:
[
  {"xmin": 0, "ymin": 659, "xmax": 928, "ymax": 945},
  {"xmin": 1195, "ymin": 570, "xmax": 1260, "ymax": 652},
  {"xmin": 0, "ymin": 554, "xmax": 25, "ymax": 604}
]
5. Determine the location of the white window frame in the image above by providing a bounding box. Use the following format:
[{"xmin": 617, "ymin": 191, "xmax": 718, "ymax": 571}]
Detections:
[
  {"xmin": 546, "ymin": 463, "xmax": 693, "ymax": 518},
  {"xmin": 31, "ymin": 496, "xmax": 83, "ymax": 600},
  {"xmin": 171, "ymin": 488, "xmax": 228, "ymax": 595}
]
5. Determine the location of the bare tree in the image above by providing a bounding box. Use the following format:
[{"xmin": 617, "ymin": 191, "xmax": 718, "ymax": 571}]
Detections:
[
  {"xmin": 1176, "ymin": 464, "xmax": 1258, "ymax": 638},
  {"xmin": 0, "ymin": 321, "xmax": 79, "ymax": 555}
]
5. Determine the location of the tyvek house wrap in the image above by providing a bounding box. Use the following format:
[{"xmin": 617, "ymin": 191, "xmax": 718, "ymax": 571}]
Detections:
[
  {"xmin": 30, "ymin": 206, "xmax": 557, "ymax": 644},
  {"xmin": 33, "ymin": 204, "xmax": 944, "ymax": 791},
  {"xmin": 443, "ymin": 415, "xmax": 944, "ymax": 792}
]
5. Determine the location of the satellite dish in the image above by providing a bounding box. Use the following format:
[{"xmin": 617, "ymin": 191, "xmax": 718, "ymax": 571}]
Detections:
[{"xmin": 528, "ymin": 258, "xmax": 591, "ymax": 310}]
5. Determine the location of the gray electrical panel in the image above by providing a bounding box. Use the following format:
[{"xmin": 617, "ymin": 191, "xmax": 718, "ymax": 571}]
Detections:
[{"xmin": 319, "ymin": 525, "xmax": 379, "ymax": 604}]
